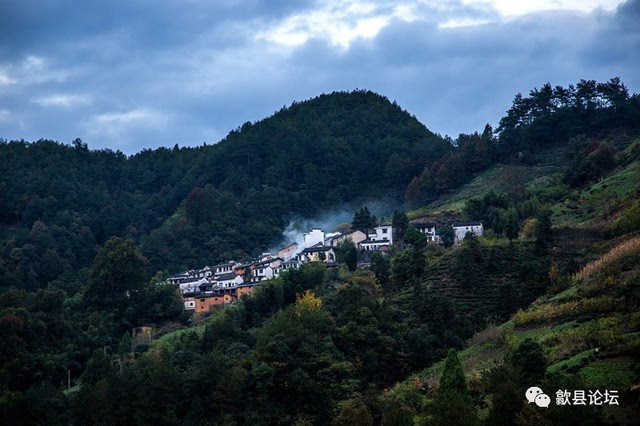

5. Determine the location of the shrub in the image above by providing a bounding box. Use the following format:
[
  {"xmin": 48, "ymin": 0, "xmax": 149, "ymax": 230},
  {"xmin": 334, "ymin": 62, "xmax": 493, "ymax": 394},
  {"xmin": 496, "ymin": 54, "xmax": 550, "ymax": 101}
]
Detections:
[{"xmin": 572, "ymin": 236, "xmax": 640, "ymax": 282}]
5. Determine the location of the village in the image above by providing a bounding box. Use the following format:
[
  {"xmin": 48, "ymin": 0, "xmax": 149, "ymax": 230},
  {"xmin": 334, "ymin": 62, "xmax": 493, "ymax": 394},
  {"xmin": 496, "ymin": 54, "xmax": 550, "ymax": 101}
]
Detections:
[{"xmin": 170, "ymin": 220, "xmax": 484, "ymax": 313}]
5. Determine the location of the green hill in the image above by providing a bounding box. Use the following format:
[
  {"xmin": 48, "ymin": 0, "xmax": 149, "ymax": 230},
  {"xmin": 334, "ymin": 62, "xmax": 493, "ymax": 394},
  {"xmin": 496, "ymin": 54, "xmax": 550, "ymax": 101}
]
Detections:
[{"xmin": 0, "ymin": 90, "xmax": 451, "ymax": 288}]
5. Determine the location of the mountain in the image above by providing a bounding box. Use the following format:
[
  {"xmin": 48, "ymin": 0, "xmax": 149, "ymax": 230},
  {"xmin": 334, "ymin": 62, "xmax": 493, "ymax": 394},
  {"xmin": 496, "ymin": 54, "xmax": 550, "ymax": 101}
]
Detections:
[
  {"xmin": 1, "ymin": 79, "xmax": 639, "ymax": 425},
  {"xmin": 0, "ymin": 90, "xmax": 450, "ymax": 288}
]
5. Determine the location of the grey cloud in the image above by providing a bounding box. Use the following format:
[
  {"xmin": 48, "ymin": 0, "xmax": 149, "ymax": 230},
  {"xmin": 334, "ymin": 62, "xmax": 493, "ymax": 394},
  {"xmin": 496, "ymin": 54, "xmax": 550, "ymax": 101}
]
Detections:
[{"xmin": 0, "ymin": 0, "xmax": 638, "ymax": 153}]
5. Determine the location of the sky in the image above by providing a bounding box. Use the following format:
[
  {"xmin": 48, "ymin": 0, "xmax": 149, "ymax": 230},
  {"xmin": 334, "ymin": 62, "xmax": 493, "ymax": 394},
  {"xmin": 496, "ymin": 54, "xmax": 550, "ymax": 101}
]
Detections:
[{"xmin": 1, "ymin": 0, "xmax": 638, "ymax": 154}]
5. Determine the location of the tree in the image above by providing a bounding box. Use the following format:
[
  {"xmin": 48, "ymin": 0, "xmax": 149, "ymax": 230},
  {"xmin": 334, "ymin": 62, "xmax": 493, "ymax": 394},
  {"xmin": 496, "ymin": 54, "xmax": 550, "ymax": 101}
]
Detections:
[
  {"xmin": 118, "ymin": 331, "xmax": 132, "ymax": 357},
  {"xmin": 504, "ymin": 209, "xmax": 519, "ymax": 241},
  {"xmin": 391, "ymin": 210, "xmax": 409, "ymax": 242},
  {"xmin": 509, "ymin": 338, "xmax": 547, "ymax": 385},
  {"xmin": 534, "ymin": 210, "xmax": 552, "ymax": 252},
  {"xmin": 332, "ymin": 400, "xmax": 373, "ymax": 426},
  {"xmin": 439, "ymin": 225, "xmax": 455, "ymax": 248},
  {"xmin": 85, "ymin": 237, "xmax": 147, "ymax": 309},
  {"xmin": 352, "ymin": 207, "xmax": 377, "ymax": 235},
  {"xmin": 439, "ymin": 349, "xmax": 467, "ymax": 394},
  {"xmin": 335, "ymin": 238, "xmax": 358, "ymax": 271},
  {"xmin": 429, "ymin": 349, "xmax": 477, "ymax": 426},
  {"xmin": 370, "ymin": 251, "xmax": 390, "ymax": 289}
]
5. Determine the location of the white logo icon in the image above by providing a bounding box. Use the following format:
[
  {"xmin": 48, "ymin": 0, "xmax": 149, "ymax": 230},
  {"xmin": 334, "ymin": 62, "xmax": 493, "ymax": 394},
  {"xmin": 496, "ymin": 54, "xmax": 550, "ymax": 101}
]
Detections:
[{"xmin": 526, "ymin": 386, "xmax": 551, "ymax": 408}]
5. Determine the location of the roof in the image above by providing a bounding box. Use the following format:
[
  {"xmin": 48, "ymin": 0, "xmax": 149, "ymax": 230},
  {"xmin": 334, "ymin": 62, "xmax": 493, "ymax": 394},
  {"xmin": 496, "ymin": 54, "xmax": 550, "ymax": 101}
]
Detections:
[
  {"xmin": 301, "ymin": 243, "xmax": 333, "ymax": 254},
  {"xmin": 254, "ymin": 257, "xmax": 283, "ymax": 267},
  {"xmin": 216, "ymin": 272, "xmax": 239, "ymax": 281},
  {"xmin": 279, "ymin": 242, "xmax": 299, "ymax": 250},
  {"xmin": 360, "ymin": 238, "xmax": 390, "ymax": 245},
  {"xmin": 171, "ymin": 273, "xmax": 189, "ymax": 279},
  {"xmin": 180, "ymin": 277, "xmax": 205, "ymax": 284},
  {"xmin": 213, "ymin": 262, "xmax": 235, "ymax": 268},
  {"xmin": 237, "ymin": 282, "xmax": 261, "ymax": 288},
  {"xmin": 452, "ymin": 222, "xmax": 482, "ymax": 227},
  {"xmin": 412, "ymin": 222, "xmax": 436, "ymax": 229}
]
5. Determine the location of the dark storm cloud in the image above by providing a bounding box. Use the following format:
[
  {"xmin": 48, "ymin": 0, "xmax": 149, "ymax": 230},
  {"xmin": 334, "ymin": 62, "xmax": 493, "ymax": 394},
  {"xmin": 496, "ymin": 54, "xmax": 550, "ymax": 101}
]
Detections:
[
  {"xmin": 0, "ymin": 0, "xmax": 638, "ymax": 153},
  {"xmin": 282, "ymin": 3, "xmax": 639, "ymax": 139}
]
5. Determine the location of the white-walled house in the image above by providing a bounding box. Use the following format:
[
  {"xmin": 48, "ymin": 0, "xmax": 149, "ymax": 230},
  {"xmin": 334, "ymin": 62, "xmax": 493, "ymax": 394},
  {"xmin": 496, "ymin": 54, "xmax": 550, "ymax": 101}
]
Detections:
[
  {"xmin": 212, "ymin": 262, "xmax": 235, "ymax": 275},
  {"xmin": 453, "ymin": 222, "xmax": 484, "ymax": 243},
  {"xmin": 183, "ymin": 296, "xmax": 196, "ymax": 311},
  {"xmin": 170, "ymin": 273, "xmax": 190, "ymax": 285},
  {"xmin": 252, "ymin": 257, "xmax": 283, "ymax": 280},
  {"xmin": 281, "ymin": 259, "xmax": 301, "ymax": 271},
  {"xmin": 325, "ymin": 230, "xmax": 367, "ymax": 247},
  {"xmin": 179, "ymin": 277, "xmax": 209, "ymax": 294},
  {"xmin": 360, "ymin": 225, "xmax": 393, "ymax": 251},
  {"xmin": 297, "ymin": 243, "xmax": 336, "ymax": 263},
  {"xmin": 412, "ymin": 222, "xmax": 438, "ymax": 242},
  {"xmin": 214, "ymin": 273, "xmax": 244, "ymax": 289}
]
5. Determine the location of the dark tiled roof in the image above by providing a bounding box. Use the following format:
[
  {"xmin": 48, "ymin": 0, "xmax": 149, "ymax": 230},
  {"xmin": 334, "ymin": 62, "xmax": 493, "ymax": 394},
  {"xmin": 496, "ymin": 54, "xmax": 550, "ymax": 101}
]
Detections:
[
  {"xmin": 412, "ymin": 222, "xmax": 436, "ymax": 229},
  {"xmin": 452, "ymin": 222, "xmax": 482, "ymax": 227},
  {"xmin": 180, "ymin": 277, "xmax": 204, "ymax": 284},
  {"xmin": 254, "ymin": 257, "xmax": 283, "ymax": 267},
  {"xmin": 213, "ymin": 262, "xmax": 235, "ymax": 268},
  {"xmin": 301, "ymin": 244, "xmax": 332, "ymax": 254},
  {"xmin": 360, "ymin": 238, "xmax": 390, "ymax": 244},
  {"xmin": 216, "ymin": 273, "xmax": 238, "ymax": 281}
]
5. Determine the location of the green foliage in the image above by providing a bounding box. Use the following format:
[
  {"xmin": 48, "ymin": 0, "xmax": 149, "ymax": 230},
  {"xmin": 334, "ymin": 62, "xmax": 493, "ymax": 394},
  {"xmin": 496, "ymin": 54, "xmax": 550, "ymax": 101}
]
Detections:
[
  {"xmin": 509, "ymin": 338, "xmax": 547, "ymax": 384},
  {"xmin": 2, "ymin": 79, "xmax": 640, "ymax": 425},
  {"xmin": 351, "ymin": 207, "xmax": 378, "ymax": 235},
  {"xmin": 439, "ymin": 349, "xmax": 467, "ymax": 394},
  {"xmin": 335, "ymin": 238, "xmax": 358, "ymax": 271},
  {"xmin": 85, "ymin": 237, "xmax": 146, "ymax": 309},
  {"xmin": 391, "ymin": 210, "xmax": 409, "ymax": 241},
  {"xmin": 438, "ymin": 224, "xmax": 455, "ymax": 248},
  {"xmin": 370, "ymin": 251, "xmax": 390, "ymax": 289}
]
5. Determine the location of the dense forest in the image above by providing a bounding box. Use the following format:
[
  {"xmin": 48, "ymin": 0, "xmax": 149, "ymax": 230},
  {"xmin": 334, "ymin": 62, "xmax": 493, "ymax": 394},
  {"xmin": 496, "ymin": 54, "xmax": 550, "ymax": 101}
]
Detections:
[
  {"xmin": 0, "ymin": 90, "xmax": 450, "ymax": 280},
  {"xmin": 1, "ymin": 78, "xmax": 639, "ymax": 424}
]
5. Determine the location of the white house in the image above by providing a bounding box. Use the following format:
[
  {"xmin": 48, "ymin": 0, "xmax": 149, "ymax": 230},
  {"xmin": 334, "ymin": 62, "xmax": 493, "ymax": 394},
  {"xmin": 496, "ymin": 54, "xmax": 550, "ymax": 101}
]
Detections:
[
  {"xmin": 212, "ymin": 262, "xmax": 235, "ymax": 275},
  {"xmin": 412, "ymin": 222, "xmax": 438, "ymax": 242},
  {"xmin": 325, "ymin": 230, "xmax": 367, "ymax": 247},
  {"xmin": 360, "ymin": 225, "xmax": 393, "ymax": 251},
  {"xmin": 372, "ymin": 225, "xmax": 393, "ymax": 245},
  {"xmin": 252, "ymin": 257, "xmax": 283, "ymax": 280},
  {"xmin": 183, "ymin": 296, "xmax": 196, "ymax": 311},
  {"xmin": 281, "ymin": 259, "xmax": 301, "ymax": 271},
  {"xmin": 453, "ymin": 222, "xmax": 484, "ymax": 243},
  {"xmin": 303, "ymin": 228, "xmax": 325, "ymax": 248},
  {"xmin": 170, "ymin": 273, "xmax": 190, "ymax": 285},
  {"xmin": 214, "ymin": 273, "xmax": 244, "ymax": 289},
  {"xmin": 297, "ymin": 243, "xmax": 336, "ymax": 263},
  {"xmin": 179, "ymin": 277, "xmax": 208, "ymax": 294}
]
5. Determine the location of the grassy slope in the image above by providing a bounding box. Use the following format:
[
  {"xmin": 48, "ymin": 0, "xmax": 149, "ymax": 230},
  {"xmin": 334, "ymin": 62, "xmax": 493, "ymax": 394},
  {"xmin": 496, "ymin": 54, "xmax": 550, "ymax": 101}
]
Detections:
[
  {"xmin": 551, "ymin": 160, "xmax": 640, "ymax": 226},
  {"xmin": 409, "ymin": 144, "xmax": 569, "ymax": 216},
  {"xmin": 386, "ymin": 154, "xmax": 640, "ymax": 420},
  {"xmin": 385, "ymin": 233, "xmax": 640, "ymax": 425}
]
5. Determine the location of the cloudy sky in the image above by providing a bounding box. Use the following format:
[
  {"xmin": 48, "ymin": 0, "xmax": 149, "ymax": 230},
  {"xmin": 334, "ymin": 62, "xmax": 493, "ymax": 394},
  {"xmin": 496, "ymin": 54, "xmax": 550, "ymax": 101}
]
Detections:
[{"xmin": 1, "ymin": 0, "xmax": 638, "ymax": 153}]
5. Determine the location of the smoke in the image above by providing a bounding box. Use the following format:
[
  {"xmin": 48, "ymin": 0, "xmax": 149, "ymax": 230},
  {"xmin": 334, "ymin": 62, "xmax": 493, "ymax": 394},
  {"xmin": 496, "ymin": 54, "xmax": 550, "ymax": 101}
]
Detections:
[{"xmin": 267, "ymin": 198, "xmax": 398, "ymax": 255}]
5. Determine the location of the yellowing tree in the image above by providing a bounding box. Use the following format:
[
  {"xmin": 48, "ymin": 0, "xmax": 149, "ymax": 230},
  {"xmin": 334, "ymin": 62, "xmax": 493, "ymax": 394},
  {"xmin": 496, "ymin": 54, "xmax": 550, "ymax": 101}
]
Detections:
[{"xmin": 294, "ymin": 290, "xmax": 323, "ymax": 317}]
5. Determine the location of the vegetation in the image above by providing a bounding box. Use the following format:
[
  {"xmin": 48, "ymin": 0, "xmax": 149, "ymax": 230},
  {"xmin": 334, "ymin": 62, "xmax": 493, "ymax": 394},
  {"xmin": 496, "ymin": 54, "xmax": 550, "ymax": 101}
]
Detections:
[{"xmin": 1, "ymin": 79, "xmax": 640, "ymax": 424}]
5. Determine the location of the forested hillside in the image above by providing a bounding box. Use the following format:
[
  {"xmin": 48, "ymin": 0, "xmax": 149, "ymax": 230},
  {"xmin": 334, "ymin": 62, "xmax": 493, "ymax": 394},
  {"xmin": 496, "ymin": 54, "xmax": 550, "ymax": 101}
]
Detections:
[
  {"xmin": 0, "ymin": 90, "xmax": 450, "ymax": 290},
  {"xmin": 1, "ymin": 79, "xmax": 639, "ymax": 425}
]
